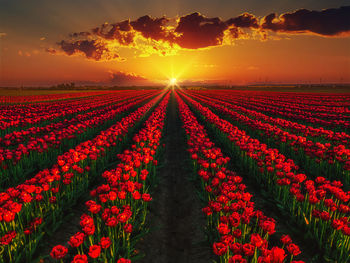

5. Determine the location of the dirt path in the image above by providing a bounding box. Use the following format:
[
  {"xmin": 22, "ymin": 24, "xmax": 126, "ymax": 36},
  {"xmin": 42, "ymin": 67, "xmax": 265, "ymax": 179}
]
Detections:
[{"xmin": 138, "ymin": 92, "xmax": 213, "ymax": 263}]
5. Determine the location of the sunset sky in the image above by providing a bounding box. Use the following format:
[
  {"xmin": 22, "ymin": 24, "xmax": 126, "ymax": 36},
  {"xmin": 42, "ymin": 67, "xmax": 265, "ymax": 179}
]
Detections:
[{"xmin": 0, "ymin": 0, "xmax": 349, "ymax": 86}]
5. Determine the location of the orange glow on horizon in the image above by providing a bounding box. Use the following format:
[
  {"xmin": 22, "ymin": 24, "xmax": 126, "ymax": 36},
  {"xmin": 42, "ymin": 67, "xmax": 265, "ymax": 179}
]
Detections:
[{"xmin": 1, "ymin": 17, "xmax": 349, "ymax": 86}]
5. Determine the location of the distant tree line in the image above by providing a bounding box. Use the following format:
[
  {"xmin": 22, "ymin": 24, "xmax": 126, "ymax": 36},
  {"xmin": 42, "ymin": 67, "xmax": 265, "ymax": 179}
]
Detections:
[{"xmin": 50, "ymin": 83, "xmax": 76, "ymax": 89}]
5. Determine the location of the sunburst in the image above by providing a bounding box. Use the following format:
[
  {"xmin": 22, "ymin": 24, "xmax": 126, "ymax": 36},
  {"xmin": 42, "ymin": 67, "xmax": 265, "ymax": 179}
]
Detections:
[{"xmin": 169, "ymin": 78, "xmax": 177, "ymax": 86}]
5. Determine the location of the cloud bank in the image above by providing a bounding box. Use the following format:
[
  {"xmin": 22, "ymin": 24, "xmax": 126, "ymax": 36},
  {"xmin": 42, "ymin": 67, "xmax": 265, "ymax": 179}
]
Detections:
[
  {"xmin": 48, "ymin": 6, "xmax": 350, "ymax": 61},
  {"xmin": 261, "ymin": 6, "xmax": 350, "ymax": 36}
]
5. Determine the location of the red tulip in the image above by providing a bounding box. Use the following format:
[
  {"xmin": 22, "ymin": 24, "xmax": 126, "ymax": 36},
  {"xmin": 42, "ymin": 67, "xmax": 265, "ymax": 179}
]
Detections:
[
  {"xmin": 287, "ymin": 243, "xmax": 301, "ymax": 256},
  {"xmin": 88, "ymin": 244, "xmax": 101, "ymax": 258},
  {"xmin": 71, "ymin": 254, "xmax": 88, "ymax": 263},
  {"xmin": 50, "ymin": 245, "xmax": 68, "ymax": 260},
  {"xmin": 100, "ymin": 237, "xmax": 111, "ymax": 249},
  {"xmin": 213, "ymin": 242, "xmax": 227, "ymax": 256},
  {"xmin": 68, "ymin": 232, "xmax": 85, "ymax": 248},
  {"xmin": 269, "ymin": 247, "xmax": 286, "ymax": 263}
]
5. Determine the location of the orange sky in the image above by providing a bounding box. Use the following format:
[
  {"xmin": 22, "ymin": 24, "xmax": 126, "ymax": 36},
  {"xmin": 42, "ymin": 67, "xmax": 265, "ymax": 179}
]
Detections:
[{"xmin": 0, "ymin": 1, "xmax": 349, "ymax": 86}]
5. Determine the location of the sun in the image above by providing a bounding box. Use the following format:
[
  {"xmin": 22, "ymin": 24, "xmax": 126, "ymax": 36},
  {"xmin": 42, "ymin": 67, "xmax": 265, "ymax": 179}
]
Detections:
[{"xmin": 169, "ymin": 78, "xmax": 177, "ymax": 86}]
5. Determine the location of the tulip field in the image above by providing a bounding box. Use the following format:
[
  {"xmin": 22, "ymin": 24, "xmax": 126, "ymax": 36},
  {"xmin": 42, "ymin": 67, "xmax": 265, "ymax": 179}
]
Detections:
[{"xmin": 0, "ymin": 89, "xmax": 349, "ymax": 263}]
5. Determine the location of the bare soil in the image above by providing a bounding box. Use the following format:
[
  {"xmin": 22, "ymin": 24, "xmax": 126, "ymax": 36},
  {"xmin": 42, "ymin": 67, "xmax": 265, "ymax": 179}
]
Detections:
[{"xmin": 138, "ymin": 93, "xmax": 213, "ymax": 263}]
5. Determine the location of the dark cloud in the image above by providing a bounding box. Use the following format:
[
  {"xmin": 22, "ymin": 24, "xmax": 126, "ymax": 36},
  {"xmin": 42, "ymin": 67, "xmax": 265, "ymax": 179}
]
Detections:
[
  {"xmin": 130, "ymin": 15, "xmax": 175, "ymax": 42},
  {"xmin": 92, "ymin": 21, "xmax": 135, "ymax": 45},
  {"xmin": 69, "ymin": 31, "xmax": 92, "ymax": 38},
  {"xmin": 174, "ymin": 12, "xmax": 228, "ymax": 49},
  {"xmin": 109, "ymin": 71, "xmax": 147, "ymax": 85},
  {"xmin": 58, "ymin": 39, "xmax": 120, "ymax": 61},
  {"xmin": 226, "ymin": 13, "xmax": 259, "ymax": 28},
  {"xmin": 261, "ymin": 6, "xmax": 350, "ymax": 36},
  {"xmin": 46, "ymin": 48, "xmax": 57, "ymax": 54}
]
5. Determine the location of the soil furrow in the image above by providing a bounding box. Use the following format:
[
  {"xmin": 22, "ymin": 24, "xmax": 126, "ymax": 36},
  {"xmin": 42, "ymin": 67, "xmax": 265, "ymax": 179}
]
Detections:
[{"xmin": 139, "ymin": 92, "xmax": 212, "ymax": 263}]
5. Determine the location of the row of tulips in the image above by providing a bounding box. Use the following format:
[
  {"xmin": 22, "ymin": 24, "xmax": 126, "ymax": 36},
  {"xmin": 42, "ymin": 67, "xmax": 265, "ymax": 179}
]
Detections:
[
  {"xmin": 0, "ymin": 93, "xmax": 109, "ymax": 132},
  {"xmin": 187, "ymin": 92, "xmax": 350, "ymax": 187},
  {"xmin": 180, "ymin": 91, "xmax": 350, "ymax": 262},
  {"xmin": 176, "ymin": 92, "xmax": 304, "ymax": 263},
  {"xmin": 211, "ymin": 89, "xmax": 350, "ymax": 105},
  {"xmin": 0, "ymin": 91, "xmax": 154, "ymax": 148},
  {"xmin": 237, "ymin": 93, "xmax": 350, "ymax": 116},
  {"xmin": 0, "ymin": 91, "xmax": 110, "ymax": 105},
  {"xmin": 0, "ymin": 91, "xmax": 166, "ymax": 262},
  {"xmin": 194, "ymin": 90, "xmax": 350, "ymax": 112},
  {"xmin": 192, "ymin": 90, "xmax": 350, "ymax": 131},
  {"xmin": 49, "ymin": 92, "xmax": 170, "ymax": 263},
  {"xmin": 253, "ymin": 93, "xmax": 350, "ymax": 107},
  {"xmin": 248, "ymin": 94, "xmax": 350, "ymax": 116},
  {"xmin": 0, "ymin": 91, "xmax": 145, "ymax": 135},
  {"xmin": 206, "ymin": 91, "xmax": 350, "ymax": 121},
  {"xmin": 0, "ymin": 92, "xmax": 158, "ymax": 189},
  {"xmin": 189, "ymin": 91, "xmax": 350, "ymax": 147},
  {"xmin": 234, "ymin": 93, "xmax": 350, "ymax": 108}
]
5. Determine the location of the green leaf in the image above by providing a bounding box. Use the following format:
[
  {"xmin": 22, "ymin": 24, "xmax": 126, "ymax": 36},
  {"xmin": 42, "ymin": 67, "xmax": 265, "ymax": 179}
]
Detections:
[{"xmin": 131, "ymin": 252, "xmax": 146, "ymax": 261}]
